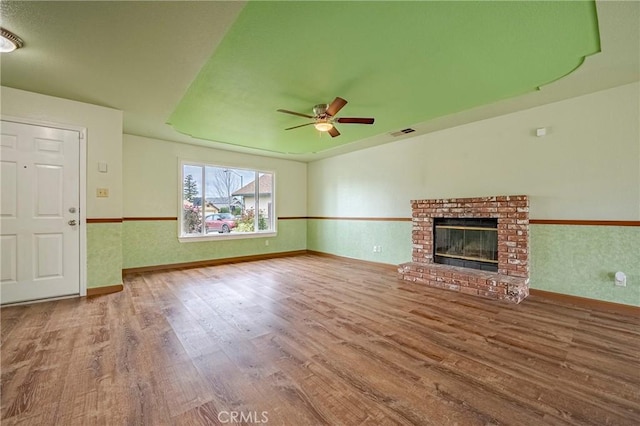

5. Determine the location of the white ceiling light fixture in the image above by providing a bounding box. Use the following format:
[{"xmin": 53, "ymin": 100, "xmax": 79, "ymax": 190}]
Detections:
[
  {"xmin": 0, "ymin": 28, "xmax": 24, "ymax": 53},
  {"xmin": 314, "ymin": 120, "xmax": 334, "ymax": 132}
]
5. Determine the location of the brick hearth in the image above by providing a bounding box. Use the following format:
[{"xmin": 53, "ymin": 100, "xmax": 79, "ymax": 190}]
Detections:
[{"xmin": 398, "ymin": 195, "xmax": 529, "ymax": 303}]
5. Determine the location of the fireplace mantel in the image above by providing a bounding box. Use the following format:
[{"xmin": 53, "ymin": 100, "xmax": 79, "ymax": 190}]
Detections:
[{"xmin": 398, "ymin": 195, "xmax": 529, "ymax": 303}]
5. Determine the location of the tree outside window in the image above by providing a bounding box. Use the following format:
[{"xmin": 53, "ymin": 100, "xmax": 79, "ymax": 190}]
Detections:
[{"xmin": 183, "ymin": 173, "xmax": 202, "ymax": 234}]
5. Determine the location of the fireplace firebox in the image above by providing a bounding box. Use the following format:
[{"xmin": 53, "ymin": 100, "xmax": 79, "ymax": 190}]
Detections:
[{"xmin": 434, "ymin": 218, "xmax": 498, "ymax": 272}]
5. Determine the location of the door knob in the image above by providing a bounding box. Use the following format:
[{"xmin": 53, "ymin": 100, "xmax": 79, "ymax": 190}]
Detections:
[{"xmin": 68, "ymin": 220, "xmax": 77, "ymax": 226}]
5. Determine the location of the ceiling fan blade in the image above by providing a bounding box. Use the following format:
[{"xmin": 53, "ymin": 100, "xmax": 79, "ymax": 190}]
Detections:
[
  {"xmin": 336, "ymin": 117, "xmax": 375, "ymax": 125},
  {"xmin": 328, "ymin": 126, "xmax": 340, "ymax": 138},
  {"xmin": 326, "ymin": 97, "xmax": 347, "ymax": 116},
  {"xmin": 285, "ymin": 122, "xmax": 315, "ymax": 130},
  {"xmin": 277, "ymin": 109, "xmax": 314, "ymax": 119}
]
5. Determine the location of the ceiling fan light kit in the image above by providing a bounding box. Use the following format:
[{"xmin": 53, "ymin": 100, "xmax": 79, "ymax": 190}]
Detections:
[
  {"xmin": 314, "ymin": 120, "xmax": 333, "ymax": 132},
  {"xmin": 278, "ymin": 97, "xmax": 374, "ymax": 138}
]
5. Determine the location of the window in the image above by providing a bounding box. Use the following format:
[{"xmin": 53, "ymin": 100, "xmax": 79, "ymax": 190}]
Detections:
[{"xmin": 180, "ymin": 162, "xmax": 275, "ymax": 239}]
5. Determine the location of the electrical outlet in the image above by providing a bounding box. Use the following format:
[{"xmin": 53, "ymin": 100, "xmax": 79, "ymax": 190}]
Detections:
[
  {"xmin": 378, "ymin": 245, "xmax": 383, "ymax": 252},
  {"xmin": 96, "ymin": 188, "xmax": 109, "ymax": 198},
  {"xmin": 373, "ymin": 246, "xmax": 378, "ymax": 253},
  {"xmin": 614, "ymin": 272, "xmax": 627, "ymax": 287},
  {"xmin": 265, "ymin": 240, "xmax": 269, "ymax": 246}
]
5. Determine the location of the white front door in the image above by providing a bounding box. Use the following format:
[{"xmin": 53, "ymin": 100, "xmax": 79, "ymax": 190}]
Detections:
[{"xmin": 1, "ymin": 120, "xmax": 81, "ymax": 304}]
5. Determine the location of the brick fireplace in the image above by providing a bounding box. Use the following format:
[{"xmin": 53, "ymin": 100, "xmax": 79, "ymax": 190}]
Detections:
[{"xmin": 398, "ymin": 195, "xmax": 529, "ymax": 303}]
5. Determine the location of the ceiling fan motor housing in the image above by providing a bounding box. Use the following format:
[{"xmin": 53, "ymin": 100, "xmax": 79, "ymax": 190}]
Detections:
[{"xmin": 313, "ymin": 103, "xmax": 329, "ymax": 117}]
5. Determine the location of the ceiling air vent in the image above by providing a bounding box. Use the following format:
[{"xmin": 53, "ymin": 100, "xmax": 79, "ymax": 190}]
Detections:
[{"xmin": 390, "ymin": 128, "xmax": 416, "ymax": 137}]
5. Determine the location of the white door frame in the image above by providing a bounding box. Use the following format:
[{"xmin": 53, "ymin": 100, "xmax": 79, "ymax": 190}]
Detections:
[{"xmin": 1, "ymin": 115, "xmax": 88, "ymax": 297}]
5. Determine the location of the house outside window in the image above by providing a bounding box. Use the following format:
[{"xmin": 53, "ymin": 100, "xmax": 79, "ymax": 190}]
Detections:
[{"xmin": 180, "ymin": 161, "xmax": 275, "ymax": 240}]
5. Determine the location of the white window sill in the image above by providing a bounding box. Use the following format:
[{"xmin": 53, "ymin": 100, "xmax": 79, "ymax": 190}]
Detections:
[{"xmin": 178, "ymin": 231, "xmax": 277, "ymax": 243}]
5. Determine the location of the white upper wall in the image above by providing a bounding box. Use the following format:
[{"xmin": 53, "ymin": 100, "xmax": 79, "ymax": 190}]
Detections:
[
  {"xmin": 123, "ymin": 134, "xmax": 307, "ymax": 217},
  {"xmin": 1, "ymin": 86, "xmax": 123, "ymax": 218},
  {"xmin": 4, "ymin": 82, "xmax": 637, "ymax": 221},
  {"xmin": 308, "ymin": 82, "xmax": 640, "ymax": 220}
]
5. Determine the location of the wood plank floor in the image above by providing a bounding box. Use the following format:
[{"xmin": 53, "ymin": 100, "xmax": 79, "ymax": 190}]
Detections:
[{"xmin": 2, "ymin": 254, "xmax": 639, "ymax": 425}]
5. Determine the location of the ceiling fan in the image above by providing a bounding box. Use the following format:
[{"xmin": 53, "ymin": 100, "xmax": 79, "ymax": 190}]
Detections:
[{"xmin": 277, "ymin": 97, "xmax": 374, "ymax": 138}]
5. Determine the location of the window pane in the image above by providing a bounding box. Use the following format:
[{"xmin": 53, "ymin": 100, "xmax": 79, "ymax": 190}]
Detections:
[
  {"xmin": 182, "ymin": 165, "xmax": 203, "ymax": 235},
  {"xmin": 236, "ymin": 172, "xmax": 274, "ymax": 233},
  {"xmin": 202, "ymin": 166, "xmax": 246, "ymax": 234}
]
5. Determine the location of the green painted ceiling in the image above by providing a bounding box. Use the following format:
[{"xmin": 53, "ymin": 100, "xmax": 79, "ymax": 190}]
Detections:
[{"xmin": 168, "ymin": 1, "xmax": 599, "ymax": 155}]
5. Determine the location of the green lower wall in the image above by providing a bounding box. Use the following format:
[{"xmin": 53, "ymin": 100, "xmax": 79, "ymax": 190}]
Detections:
[
  {"xmin": 122, "ymin": 219, "xmax": 307, "ymax": 269},
  {"xmin": 307, "ymin": 219, "xmax": 639, "ymax": 307},
  {"xmin": 87, "ymin": 223, "xmax": 123, "ymax": 288},
  {"xmin": 307, "ymin": 219, "xmax": 413, "ymax": 265},
  {"xmin": 89, "ymin": 218, "xmax": 638, "ymax": 307},
  {"xmin": 530, "ymin": 224, "xmax": 639, "ymax": 306}
]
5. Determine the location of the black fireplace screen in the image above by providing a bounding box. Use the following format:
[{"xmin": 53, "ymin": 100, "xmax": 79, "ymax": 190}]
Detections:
[{"xmin": 433, "ymin": 218, "xmax": 498, "ymax": 272}]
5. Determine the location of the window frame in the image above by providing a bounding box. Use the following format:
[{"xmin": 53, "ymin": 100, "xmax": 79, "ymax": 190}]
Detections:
[{"xmin": 178, "ymin": 159, "xmax": 277, "ymax": 243}]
